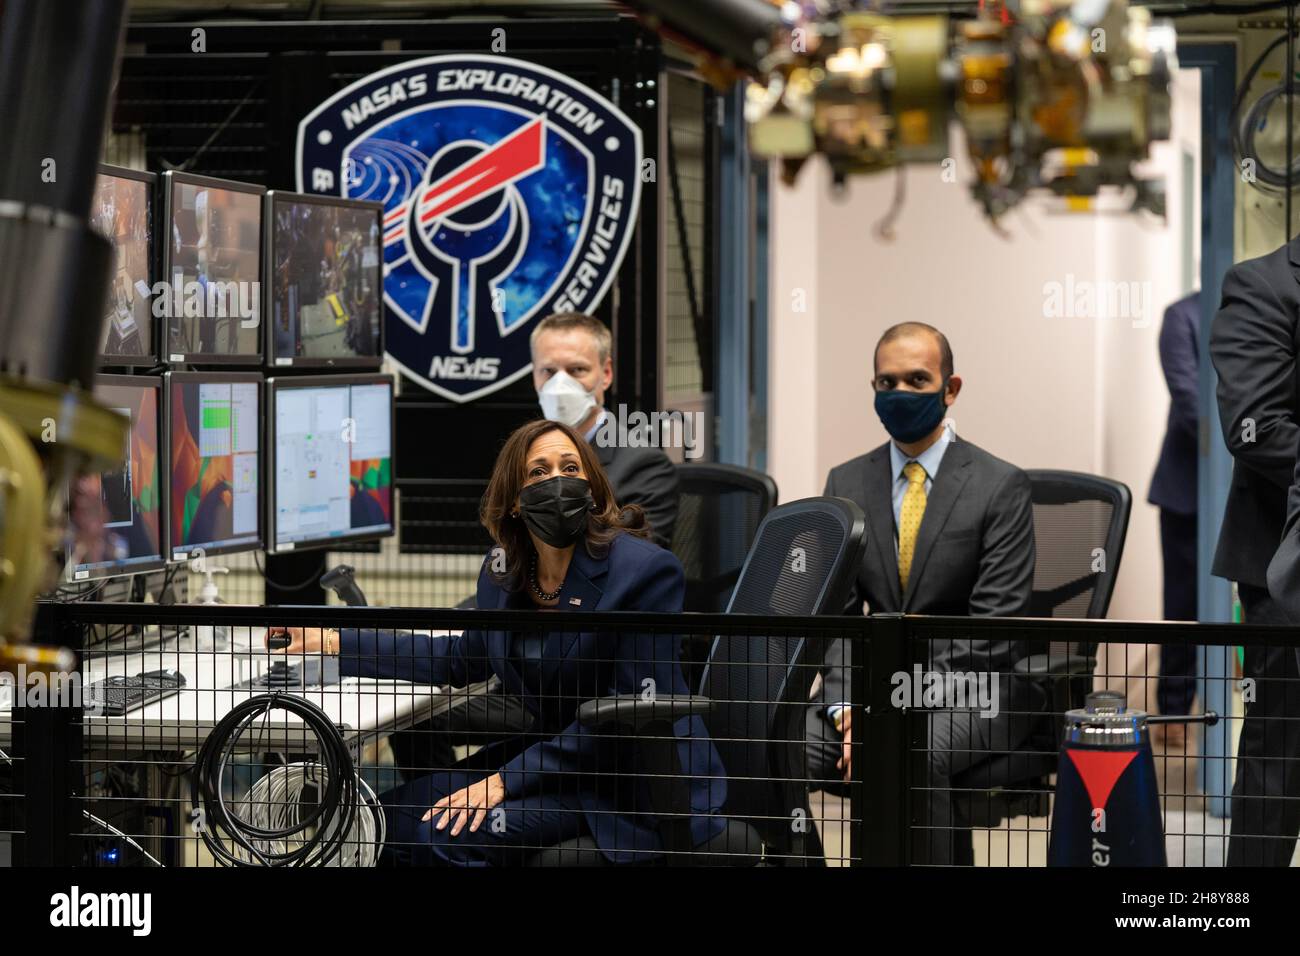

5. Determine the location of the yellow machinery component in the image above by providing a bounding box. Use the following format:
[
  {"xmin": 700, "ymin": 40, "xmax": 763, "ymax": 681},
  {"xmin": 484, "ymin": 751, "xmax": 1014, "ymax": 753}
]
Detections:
[
  {"xmin": 0, "ymin": 0, "xmax": 132, "ymax": 674},
  {"xmin": 890, "ymin": 15, "xmax": 950, "ymax": 163},
  {"xmin": 956, "ymin": 18, "xmax": 1015, "ymax": 189},
  {"xmin": 750, "ymin": 13, "xmax": 949, "ymax": 183},
  {"xmin": 326, "ymin": 291, "xmax": 348, "ymax": 326},
  {"xmin": 0, "ymin": 407, "xmax": 51, "ymax": 672},
  {"xmin": 0, "ymin": 376, "xmax": 127, "ymax": 674}
]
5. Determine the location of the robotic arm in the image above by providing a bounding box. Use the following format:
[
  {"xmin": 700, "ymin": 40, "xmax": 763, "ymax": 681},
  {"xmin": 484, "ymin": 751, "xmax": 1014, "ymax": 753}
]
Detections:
[{"xmin": 623, "ymin": 0, "xmax": 1176, "ymax": 220}]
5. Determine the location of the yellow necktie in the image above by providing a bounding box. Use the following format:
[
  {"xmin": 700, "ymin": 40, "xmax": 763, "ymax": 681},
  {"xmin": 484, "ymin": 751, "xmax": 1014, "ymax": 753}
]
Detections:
[{"xmin": 898, "ymin": 461, "xmax": 928, "ymax": 592}]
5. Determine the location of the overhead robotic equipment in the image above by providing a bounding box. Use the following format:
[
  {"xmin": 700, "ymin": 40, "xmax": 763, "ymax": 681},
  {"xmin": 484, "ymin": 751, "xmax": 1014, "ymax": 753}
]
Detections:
[
  {"xmin": 623, "ymin": 0, "xmax": 1177, "ymax": 220},
  {"xmin": 0, "ymin": 0, "xmax": 130, "ymax": 675}
]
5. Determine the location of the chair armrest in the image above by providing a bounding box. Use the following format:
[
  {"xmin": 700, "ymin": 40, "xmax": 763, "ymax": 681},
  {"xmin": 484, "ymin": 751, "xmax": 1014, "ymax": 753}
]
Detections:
[
  {"xmin": 1014, "ymin": 653, "xmax": 1096, "ymax": 677},
  {"xmin": 576, "ymin": 694, "xmax": 713, "ymax": 731}
]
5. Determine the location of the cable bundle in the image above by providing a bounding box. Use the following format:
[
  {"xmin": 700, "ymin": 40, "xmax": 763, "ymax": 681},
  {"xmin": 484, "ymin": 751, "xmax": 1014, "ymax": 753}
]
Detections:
[
  {"xmin": 190, "ymin": 694, "xmax": 385, "ymax": 866},
  {"xmin": 233, "ymin": 762, "xmax": 386, "ymax": 867},
  {"xmin": 1233, "ymin": 28, "xmax": 1300, "ymax": 192}
]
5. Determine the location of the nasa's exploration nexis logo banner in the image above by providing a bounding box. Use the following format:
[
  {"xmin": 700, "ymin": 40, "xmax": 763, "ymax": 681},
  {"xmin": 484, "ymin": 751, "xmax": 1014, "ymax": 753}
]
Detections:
[{"xmin": 297, "ymin": 55, "xmax": 643, "ymax": 401}]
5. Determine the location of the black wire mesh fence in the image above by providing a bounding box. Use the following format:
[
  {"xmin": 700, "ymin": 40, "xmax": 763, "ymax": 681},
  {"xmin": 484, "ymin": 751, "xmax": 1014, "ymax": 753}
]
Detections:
[
  {"xmin": 0, "ymin": 699, "xmax": 17, "ymax": 867},
  {"xmin": 4, "ymin": 602, "xmax": 866, "ymax": 867},
  {"xmin": 5, "ymin": 605, "xmax": 1297, "ymax": 867},
  {"xmin": 906, "ymin": 616, "xmax": 1297, "ymax": 867}
]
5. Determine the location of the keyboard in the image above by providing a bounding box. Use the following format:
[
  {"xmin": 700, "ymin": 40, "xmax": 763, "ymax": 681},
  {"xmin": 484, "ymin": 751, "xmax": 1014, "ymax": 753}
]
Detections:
[{"xmin": 86, "ymin": 669, "xmax": 186, "ymax": 716}]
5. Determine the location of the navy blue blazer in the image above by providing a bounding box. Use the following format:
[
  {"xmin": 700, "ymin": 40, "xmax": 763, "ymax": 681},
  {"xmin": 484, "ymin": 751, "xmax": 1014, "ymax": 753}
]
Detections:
[
  {"xmin": 1149, "ymin": 291, "xmax": 1202, "ymax": 516},
  {"xmin": 336, "ymin": 532, "xmax": 727, "ymax": 863}
]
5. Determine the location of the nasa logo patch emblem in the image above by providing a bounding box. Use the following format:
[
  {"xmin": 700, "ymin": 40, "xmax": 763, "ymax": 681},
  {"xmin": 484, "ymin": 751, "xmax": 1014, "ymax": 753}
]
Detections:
[{"xmin": 297, "ymin": 54, "xmax": 642, "ymax": 401}]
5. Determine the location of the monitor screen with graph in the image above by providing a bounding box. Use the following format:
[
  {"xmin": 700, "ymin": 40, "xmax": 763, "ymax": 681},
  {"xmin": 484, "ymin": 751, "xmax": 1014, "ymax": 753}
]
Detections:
[
  {"xmin": 164, "ymin": 371, "xmax": 262, "ymax": 561},
  {"xmin": 267, "ymin": 373, "xmax": 394, "ymax": 552}
]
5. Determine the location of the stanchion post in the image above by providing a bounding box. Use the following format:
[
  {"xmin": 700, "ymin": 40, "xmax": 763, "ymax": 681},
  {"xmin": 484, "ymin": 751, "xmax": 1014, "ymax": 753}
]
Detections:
[
  {"xmin": 863, "ymin": 613, "xmax": 910, "ymax": 865},
  {"xmin": 13, "ymin": 601, "xmax": 82, "ymax": 866}
]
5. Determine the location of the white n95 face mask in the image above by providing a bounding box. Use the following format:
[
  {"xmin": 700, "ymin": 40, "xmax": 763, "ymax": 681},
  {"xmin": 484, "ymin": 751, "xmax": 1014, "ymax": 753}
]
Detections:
[{"xmin": 537, "ymin": 370, "xmax": 597, "ymax": 428}]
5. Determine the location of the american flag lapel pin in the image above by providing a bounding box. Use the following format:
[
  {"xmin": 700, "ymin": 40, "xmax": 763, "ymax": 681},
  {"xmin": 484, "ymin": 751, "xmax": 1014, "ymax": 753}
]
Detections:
[{"xmin": 569, "ymin": 597, "xmax": 582, "ymax": 606}]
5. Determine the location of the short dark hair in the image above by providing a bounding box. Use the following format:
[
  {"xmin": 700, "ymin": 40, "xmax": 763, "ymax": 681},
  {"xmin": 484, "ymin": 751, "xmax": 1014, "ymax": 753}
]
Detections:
[
  {"xmin": 530, "ymin": 311, "xmax": 613, "ymax": 365},
  {"xmin": 874, "ymin": 322, "xmax": 954, "ymax": 379}
]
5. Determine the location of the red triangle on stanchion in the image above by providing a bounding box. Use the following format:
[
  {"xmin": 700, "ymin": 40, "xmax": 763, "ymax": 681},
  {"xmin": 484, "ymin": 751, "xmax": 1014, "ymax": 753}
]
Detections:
[{"xmin": 1066, "ymin": 748, "xmax": 1139, "ymax": 811}]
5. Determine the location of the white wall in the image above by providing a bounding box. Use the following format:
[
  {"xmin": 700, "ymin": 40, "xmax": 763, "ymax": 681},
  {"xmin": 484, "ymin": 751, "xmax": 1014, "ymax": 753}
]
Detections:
[{"xmin": 769, "ymin": 67, "xmax": 1202, "ymax": 626}]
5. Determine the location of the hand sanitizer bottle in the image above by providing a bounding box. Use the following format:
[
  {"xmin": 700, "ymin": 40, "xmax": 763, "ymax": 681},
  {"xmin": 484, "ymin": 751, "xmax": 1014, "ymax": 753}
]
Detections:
[{"xmin": 194, "ymin": 565, "xmax": 230, "ymax": 652}]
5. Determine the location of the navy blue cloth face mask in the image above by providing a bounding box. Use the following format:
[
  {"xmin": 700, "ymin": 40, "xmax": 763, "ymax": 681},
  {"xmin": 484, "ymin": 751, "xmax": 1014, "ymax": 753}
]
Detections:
[{"xmin": 873, "ymin": 381, "xmax": 949, "ymax": 444}]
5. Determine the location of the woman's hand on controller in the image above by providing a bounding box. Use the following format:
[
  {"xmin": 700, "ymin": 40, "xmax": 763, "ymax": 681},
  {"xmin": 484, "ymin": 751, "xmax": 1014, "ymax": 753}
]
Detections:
[{"xmin": 265, "ymin": 626, "xmax": 338, "ymax": 654}]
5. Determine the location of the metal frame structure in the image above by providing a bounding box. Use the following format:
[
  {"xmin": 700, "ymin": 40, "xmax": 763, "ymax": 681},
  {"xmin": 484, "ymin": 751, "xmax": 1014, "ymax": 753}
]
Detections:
[{"xmin": 1177, "ymin": 40, "xmax": 1238, "ymax": 818}]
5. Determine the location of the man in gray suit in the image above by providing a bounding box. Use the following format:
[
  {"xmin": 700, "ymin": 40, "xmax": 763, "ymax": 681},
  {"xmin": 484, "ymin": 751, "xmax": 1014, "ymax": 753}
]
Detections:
[{"xmin": 808, "ymin": 321, "xmax": 1036, "ymax": 864}]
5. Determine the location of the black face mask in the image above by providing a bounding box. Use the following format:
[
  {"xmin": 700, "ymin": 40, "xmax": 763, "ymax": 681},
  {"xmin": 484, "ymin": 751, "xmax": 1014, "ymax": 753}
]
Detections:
[{"xmin": 517, "ymin": 475, "xmax": 594, "ymax": 547}]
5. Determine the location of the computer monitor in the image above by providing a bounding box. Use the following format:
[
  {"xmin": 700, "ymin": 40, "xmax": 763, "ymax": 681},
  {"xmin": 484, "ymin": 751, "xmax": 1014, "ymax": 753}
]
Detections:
[
  {"xmin": 91, "ymin": 165, "xmax": 157, "ymax": 366},
  {"xmin": 164, "ymin": 371, "xmax": 262, "ymax": 561},
  {"xmin": 161, "ymin": 171, "xmax": 265, "ymax": 365},
  {"xmin": 66, "ymin": 375, "xmax": 166, "ymax": 580},
  {"xmin": 266, "ymin": 191, "xmax": 384, "ymax": 369},
  {"xmin": 267, "ymin": 374, "xmax": 395, "ymax": 553}
]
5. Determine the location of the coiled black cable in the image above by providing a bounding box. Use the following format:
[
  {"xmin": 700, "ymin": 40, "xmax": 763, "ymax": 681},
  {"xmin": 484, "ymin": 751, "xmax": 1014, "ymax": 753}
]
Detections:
[
  {"xmin": 190, "ymin": 693, "xmax": 359, "ymax": 867},
  {"xmin": 1232, "ymin": 27, "xmax": 1300, "ymax": 192}
]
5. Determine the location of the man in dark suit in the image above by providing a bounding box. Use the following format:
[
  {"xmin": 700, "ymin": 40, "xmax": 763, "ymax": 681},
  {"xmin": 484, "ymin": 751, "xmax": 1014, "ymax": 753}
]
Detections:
[
  {"xmin": 1211, "ymin": 239, "xmax": 1300, "ymax": 866},
  {"xmin": 807, "ymin": 321, "xmax": 1037, "ymax": 864},
  {"xmin": 531, "ymin": 311, "xmax": 679, "ymax": 548},
  {"xmin": 1149, "ymin": 292, "xmax": 1201, "ymax": 742}
]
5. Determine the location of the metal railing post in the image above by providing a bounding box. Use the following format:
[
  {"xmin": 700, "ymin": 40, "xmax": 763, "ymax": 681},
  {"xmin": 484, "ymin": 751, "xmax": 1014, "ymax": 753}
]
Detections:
[
  {"xmin": 14, "ymin": 601, "xmax": 82, "ymax": 866},
  {"xmin": 862, "ymin": 613, "xmax": 910, "ymax": 865}
]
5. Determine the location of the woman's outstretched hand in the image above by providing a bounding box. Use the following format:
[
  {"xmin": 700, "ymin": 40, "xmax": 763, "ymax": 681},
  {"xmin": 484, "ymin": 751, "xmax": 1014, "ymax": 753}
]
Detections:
[
  {"xmin": 265, "ymin": 626, "xmax": 338, "ymax": 654},
  {"xmin": 424, "ymin": 773, "xmax": 508, "ymax": 836}
]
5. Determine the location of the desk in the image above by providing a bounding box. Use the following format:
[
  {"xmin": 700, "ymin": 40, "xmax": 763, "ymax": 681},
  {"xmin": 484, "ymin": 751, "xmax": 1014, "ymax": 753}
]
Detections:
[
  {"xmin": 2, "ymin": 624, "xmax": 501, "ymax": 866},
  {"xmin": 1, "ymin": 626, "xmax": 490, "ymax": 752}
]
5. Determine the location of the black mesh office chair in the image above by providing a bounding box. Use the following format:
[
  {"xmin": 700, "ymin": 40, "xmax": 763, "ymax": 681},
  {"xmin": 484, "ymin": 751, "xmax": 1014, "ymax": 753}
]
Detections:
[
  {"xmin": 947, "ymin": 470, "xmax": 1131, "ymax": 864},
  {"xmin": 528, "ymin": 496, "xmax": 867, "ymax": 866},
  {"xmin": 670, "ymin": 463, "xmax": 778, "ymax": 613}
]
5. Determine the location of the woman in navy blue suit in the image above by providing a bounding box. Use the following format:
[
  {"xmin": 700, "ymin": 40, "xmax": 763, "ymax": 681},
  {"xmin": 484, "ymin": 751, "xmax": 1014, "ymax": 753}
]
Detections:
[{"xmin": 269, "ymin": 419, "xmax": 725, "ymax": 865}]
